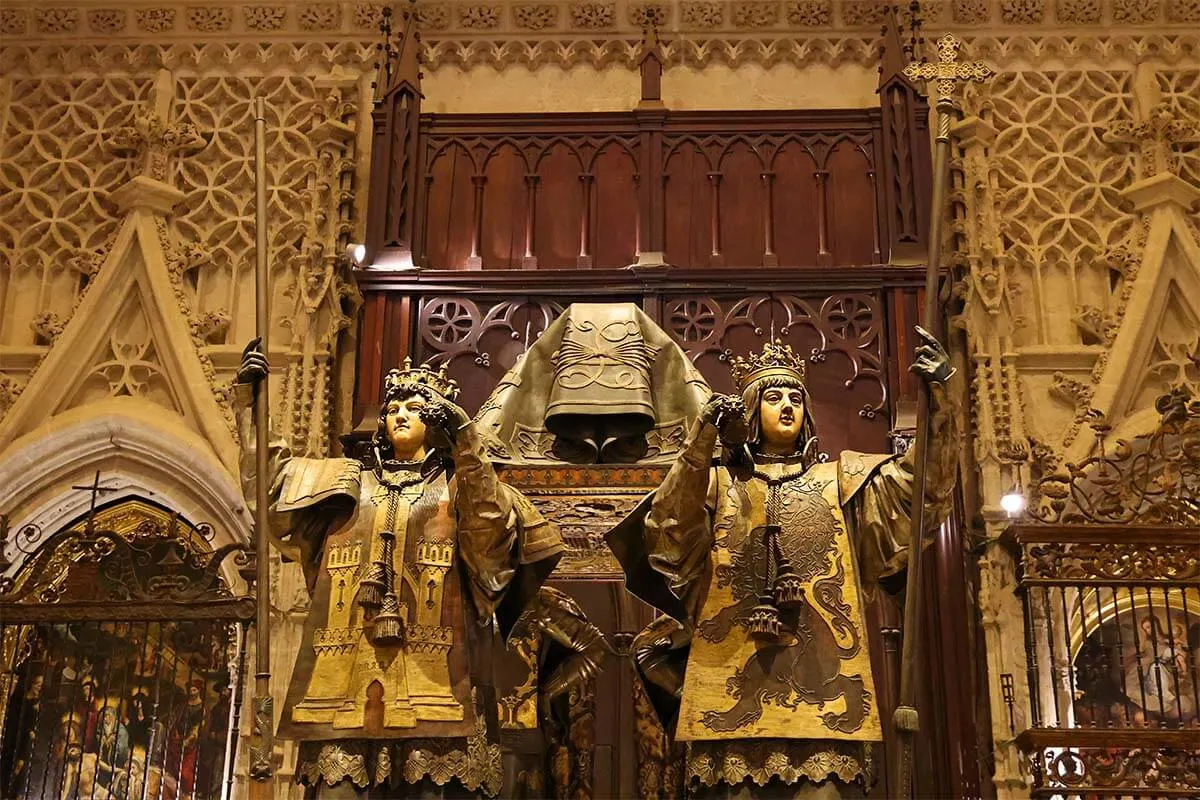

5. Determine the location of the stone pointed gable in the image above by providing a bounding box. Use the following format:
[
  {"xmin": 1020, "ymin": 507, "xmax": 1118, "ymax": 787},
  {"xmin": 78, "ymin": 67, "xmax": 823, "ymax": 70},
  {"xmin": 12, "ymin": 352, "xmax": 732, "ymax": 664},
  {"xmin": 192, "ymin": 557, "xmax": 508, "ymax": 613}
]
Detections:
[{"xmin": 0, "ymin": 201, "xmax": 239, "ymax": 471}]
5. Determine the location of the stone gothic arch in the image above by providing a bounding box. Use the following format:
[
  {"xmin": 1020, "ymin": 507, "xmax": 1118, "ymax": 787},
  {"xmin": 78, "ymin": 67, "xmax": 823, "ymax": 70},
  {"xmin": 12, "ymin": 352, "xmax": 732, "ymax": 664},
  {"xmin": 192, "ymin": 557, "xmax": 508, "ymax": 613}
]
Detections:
[{"xmin": 0, "ymin": 397, "xmax": 251, "ymax": 581}]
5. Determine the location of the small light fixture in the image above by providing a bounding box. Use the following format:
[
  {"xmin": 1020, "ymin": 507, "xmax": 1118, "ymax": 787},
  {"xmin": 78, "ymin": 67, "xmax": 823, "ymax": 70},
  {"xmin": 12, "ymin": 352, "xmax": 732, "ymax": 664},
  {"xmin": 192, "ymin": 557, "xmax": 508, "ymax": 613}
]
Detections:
[
  {"xmin": 346, "ymin": 243, "xmax": 366, "ymax": 266},
  {"xmin": 1000, "ymin": 484, "xmax": 1026, "ymax": 517}
]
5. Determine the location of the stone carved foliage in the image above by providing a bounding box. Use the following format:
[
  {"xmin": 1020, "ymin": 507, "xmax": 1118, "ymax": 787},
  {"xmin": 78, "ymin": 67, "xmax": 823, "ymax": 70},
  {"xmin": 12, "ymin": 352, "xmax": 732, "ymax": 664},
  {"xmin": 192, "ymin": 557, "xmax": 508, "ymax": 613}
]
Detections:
[
  {"xmin": 135, "ymin": 8, "xmax": 177, "ymax": 32},
  {"xmin": 787, "ymin": 0, "xmax": 832, "ymax": 25},
  {"xmin": 733, "ymin": 1, "xmax": 780, "ymax": 27},
  {"xmin": 570, "ymin": 1, "xmax": 616, "ymax": 27},
  {"xmin": 298, "ymin": 3, "xmax": 342, "ymax": 30},
  {"xmin": 0, "ymin": 77, "xmax": 150, "ymax": 348},
  {"xmin": 352, "ymin": 3, "xmax": 386, "ymax": 29},
  {"xmin": 34, "ymin": 8, "xmax": 79, "ymax": 34},
  {"xmin": 1167, "ymin": 0, "xmax": 1200, "ymax": 20},
  {"xmin": 186, "ymin": 6, "xmax": 233, "ymax": 32},
  {"xmin": 243, "ymin": 5, "xmax": 289, "ymax": 31},
  {"xmin": 2, "ymin": 0, "xmax": 1200, "ymax": 43},
  {"xmin": 841, "ymin": 0, "xmax": 890, "ymax": 26},
  {"xmin": 88, "ymin": 9, "xmax": 128, "ymax": 33},
  {"xmin": 681, "ymin": 0, "xmax": 724, "ymax": 27},
  {"xmin": 516, "ymin": 3, "xmax": 561, "ymax": 28},
  {"xmin": 1056, "ymin": 0, "xmax": 1102, "ymax": 22},
  {"xmin": 460, "ymin": 4, "xmax": 502, "ymax": 29},
  {"xmin": 629, "ymin": 2, "xmax": 670, "ymax": 27},
  {"xmin": 0, "ymin": 9, "xmax": 28, "ymax": 35}
]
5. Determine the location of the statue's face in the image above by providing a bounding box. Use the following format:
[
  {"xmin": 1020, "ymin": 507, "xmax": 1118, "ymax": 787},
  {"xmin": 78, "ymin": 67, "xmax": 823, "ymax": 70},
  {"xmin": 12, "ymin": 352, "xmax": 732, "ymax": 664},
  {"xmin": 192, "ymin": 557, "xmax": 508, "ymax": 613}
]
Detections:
[
  {"xmin": 384, "ymin": 392, "xmax": 428, "ymax": 460},
  {"xmin": 758, "ymin": 385, "xmax": 805, "ymax": 454}
]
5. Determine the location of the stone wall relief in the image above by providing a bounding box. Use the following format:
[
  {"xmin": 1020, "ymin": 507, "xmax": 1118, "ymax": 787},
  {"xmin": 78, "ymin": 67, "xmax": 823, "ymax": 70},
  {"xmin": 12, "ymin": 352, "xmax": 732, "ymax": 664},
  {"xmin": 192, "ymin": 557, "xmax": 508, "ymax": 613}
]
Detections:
[
  {"xmin": 1, "ymin": 64, "xmax": 366, "ymax": 460},
  {"xmin": 952, "ymin": 60, "xmax": 1200, "ymax": 799}
]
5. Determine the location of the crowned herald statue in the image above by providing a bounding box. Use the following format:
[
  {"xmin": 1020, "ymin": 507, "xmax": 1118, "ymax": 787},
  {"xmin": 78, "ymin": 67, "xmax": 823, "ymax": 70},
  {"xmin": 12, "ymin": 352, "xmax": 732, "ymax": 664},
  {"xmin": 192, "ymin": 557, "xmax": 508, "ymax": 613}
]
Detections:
[
  {"xmin": 236, "ymin": 341, "xmax": 603, "ymax": 798},
  {"xmin": 609, "ymin": 329, "xmax": 960, "ymax": 798}
]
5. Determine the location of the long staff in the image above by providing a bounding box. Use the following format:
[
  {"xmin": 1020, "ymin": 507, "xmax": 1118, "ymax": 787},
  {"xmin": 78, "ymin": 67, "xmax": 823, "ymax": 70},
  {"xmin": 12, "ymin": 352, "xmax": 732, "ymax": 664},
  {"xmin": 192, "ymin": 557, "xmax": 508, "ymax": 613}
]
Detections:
[
  {"xmin": 891, "ymin": 35, "xmax": 991, "ymax": 797},
  {"xmin": 248, "ymin": 95, "xmax": 276, "ymax": 798}
]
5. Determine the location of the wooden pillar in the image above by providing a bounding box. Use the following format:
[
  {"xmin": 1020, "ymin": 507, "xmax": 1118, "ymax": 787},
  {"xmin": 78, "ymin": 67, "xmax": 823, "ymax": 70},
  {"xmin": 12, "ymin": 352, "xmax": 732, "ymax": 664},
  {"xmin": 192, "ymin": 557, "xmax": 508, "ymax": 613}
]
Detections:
[
  {"xmin": 876, "ymin": 8, "xmax": 932, "ymax": 264},
  {"xmin": 632, "ymin": 26, "xmax": 668, "ymax": 269},
  {"xmin": 363, "ymin": 4, "xmax": 424, "ymax": 270}
]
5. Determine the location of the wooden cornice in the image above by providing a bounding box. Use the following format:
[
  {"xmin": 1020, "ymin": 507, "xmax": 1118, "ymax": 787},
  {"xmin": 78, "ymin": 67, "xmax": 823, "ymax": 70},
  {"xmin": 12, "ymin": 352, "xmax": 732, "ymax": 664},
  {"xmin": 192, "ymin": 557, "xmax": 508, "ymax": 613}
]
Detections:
[{"xmin": 354, "ymin": 264, "xmax": 934, "ymax": 293}]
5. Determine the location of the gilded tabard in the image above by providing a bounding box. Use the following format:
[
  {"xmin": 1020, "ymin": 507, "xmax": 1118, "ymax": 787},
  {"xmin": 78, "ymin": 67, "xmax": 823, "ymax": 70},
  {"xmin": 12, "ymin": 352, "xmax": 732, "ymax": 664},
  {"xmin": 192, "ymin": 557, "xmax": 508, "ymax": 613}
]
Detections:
[
  {"xmin": 675, "ymin": 459, "xmax": 883, "ymax": 744},
  {"xmin": 279, "ymin": 466, "xmax": 476, "ymax": 742}
]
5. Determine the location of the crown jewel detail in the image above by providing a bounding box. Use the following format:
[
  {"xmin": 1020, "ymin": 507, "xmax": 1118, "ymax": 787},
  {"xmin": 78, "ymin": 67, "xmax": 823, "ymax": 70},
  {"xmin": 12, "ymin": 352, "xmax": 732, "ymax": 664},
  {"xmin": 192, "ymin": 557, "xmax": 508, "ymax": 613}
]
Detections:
[
  {"xmin": 383, "ymin": 357, "xmax": 460, "ymax": 402},
  {"xmin": 729, "ymin": 340, "xmax": 807, "ymax": 391}
]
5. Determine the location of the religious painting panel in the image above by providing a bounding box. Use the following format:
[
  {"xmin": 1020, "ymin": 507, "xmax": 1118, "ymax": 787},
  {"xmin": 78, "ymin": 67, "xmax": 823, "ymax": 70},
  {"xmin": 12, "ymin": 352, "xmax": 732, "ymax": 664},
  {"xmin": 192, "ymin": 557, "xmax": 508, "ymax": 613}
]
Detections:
[
  {"xmin": 0, "ymin": 498, "xmax": 250, "ymax": 800},
  {"xmin": 1, "ymin": 620, "xmax": 243, "ymax": 800},
  {"xmin": 1072, "ymin": 599, "xmax": 1200, "ymax": 729}
]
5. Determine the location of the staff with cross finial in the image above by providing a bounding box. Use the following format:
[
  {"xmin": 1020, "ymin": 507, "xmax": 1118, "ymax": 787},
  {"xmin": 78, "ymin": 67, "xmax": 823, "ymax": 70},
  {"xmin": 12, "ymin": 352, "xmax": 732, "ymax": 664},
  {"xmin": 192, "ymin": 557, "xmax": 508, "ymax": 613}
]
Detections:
[
  {"xmin": 248, "ymin": 96, "xmax": 276, "ymax": 799},
  {"xmin": 891, "ymin": 33, "xmax": 992, "ymax": 797}
]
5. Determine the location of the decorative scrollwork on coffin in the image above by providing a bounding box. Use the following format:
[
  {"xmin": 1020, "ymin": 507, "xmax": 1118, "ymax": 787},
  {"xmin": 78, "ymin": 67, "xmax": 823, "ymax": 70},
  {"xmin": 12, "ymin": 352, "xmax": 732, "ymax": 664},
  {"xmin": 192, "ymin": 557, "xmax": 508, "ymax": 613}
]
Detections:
[
  {"xmin": 0, "ymin": 499, "xmax": 243, "ymax": 605},
  {"xmin": 1022, "ymin": 542, "xmax": 1200, "ymax": 583},
  {"xmin": 1032, "ymin": 388, "xmax": 1200, "ymax": 525},
  {"xmin": 1032, "ymin": 745, "xmax": 1200, "ymax": 794},
  {"xmin": 663, "ymin": 292, "xmax": 887, "ymax": 419}
]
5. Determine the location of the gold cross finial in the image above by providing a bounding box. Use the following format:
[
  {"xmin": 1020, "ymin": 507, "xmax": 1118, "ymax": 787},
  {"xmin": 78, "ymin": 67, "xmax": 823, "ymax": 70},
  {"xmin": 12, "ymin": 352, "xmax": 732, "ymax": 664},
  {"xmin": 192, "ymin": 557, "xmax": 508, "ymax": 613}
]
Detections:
[{"xmin": 902, "ymin": 34, "xmax": 993, "ymax": 99}]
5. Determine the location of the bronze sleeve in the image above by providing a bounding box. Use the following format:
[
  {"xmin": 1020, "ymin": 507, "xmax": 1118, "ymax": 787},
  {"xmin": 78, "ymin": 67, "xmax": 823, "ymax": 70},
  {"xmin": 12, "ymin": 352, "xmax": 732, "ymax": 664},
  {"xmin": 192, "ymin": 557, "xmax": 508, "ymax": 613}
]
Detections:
[
  {"xmin": 848, "ymin": 381, "xmax": 960, "ymax": 593},
  {"xmin": 449, "ymin": 419, "xmax": 520, "ymax": 617},
  {"xmin": 644, "ymin": 419, "xmax": 719, "ymax": 604}
]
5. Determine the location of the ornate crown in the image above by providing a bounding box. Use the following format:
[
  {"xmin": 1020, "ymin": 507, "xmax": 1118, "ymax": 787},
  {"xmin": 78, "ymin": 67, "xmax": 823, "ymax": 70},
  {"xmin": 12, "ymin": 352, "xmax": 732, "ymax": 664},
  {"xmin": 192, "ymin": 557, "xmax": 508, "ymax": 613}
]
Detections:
[
  {"xmin": 728, "ymin": 340, "xmax": 807, "ymax": 392},
  {"xmin": 382, "ymin": 357, "xmax": 460, "ymax": 402}
]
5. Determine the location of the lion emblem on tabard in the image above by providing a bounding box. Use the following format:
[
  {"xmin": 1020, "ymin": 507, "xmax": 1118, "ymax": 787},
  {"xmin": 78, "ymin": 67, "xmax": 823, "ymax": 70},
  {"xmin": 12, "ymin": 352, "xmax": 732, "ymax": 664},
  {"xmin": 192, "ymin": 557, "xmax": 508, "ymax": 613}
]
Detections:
[{"xmin": 698, "ymin": 476, "xmax": 871, "ymax": 735}]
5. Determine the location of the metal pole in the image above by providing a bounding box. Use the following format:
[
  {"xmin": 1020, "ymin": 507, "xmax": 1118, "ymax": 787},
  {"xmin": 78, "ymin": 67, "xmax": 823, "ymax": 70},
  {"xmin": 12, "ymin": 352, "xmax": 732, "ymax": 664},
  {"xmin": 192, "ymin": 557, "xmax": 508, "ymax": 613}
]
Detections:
[
  {"xmin": 248, "ymin": 95, "xmax": 275, "ymax": 797},
  {"xmin": 891, "ymin": 95, "xmax": 957, "ymax": 799}
]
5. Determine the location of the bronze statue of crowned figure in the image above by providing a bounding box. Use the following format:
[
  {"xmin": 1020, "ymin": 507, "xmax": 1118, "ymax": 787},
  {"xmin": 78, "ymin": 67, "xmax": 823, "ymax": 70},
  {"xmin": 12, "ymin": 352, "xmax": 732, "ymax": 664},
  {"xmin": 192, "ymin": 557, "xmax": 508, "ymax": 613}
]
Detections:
[
  {"xmin": 235, "ymin": 340, "xmax": 609, "ymax": 799},
  {"xmin": 609, "ymin": 328, "xmax": 960, "ymax": 799}
]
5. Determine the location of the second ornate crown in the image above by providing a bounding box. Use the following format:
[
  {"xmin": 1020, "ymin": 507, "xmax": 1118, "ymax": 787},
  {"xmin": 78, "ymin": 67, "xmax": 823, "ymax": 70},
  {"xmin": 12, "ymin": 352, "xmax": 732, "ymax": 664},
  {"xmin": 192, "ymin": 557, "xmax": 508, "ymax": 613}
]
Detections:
[
  {"xmin": 728, "ymin": 340, "xmax": 807, "ymax": 392},
  {"xmin": 383, "ymin": 357, "xmax": 460, "ymax": 402}
]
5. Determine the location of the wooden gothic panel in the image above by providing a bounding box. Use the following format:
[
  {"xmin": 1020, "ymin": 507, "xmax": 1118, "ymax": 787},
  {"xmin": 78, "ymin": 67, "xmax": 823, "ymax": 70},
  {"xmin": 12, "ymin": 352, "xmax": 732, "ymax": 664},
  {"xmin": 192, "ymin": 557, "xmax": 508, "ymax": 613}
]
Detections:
[
  {"xmin": 424, "ymin": 143, "xmax": 475, "ymax": 269},
  {"xmin": 479, "ymin": 143, "xmax": 527, "ymax": 268},
  {"xmin": 533, "ymin": 144, "xmax": 586, "ymax": 268}
]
